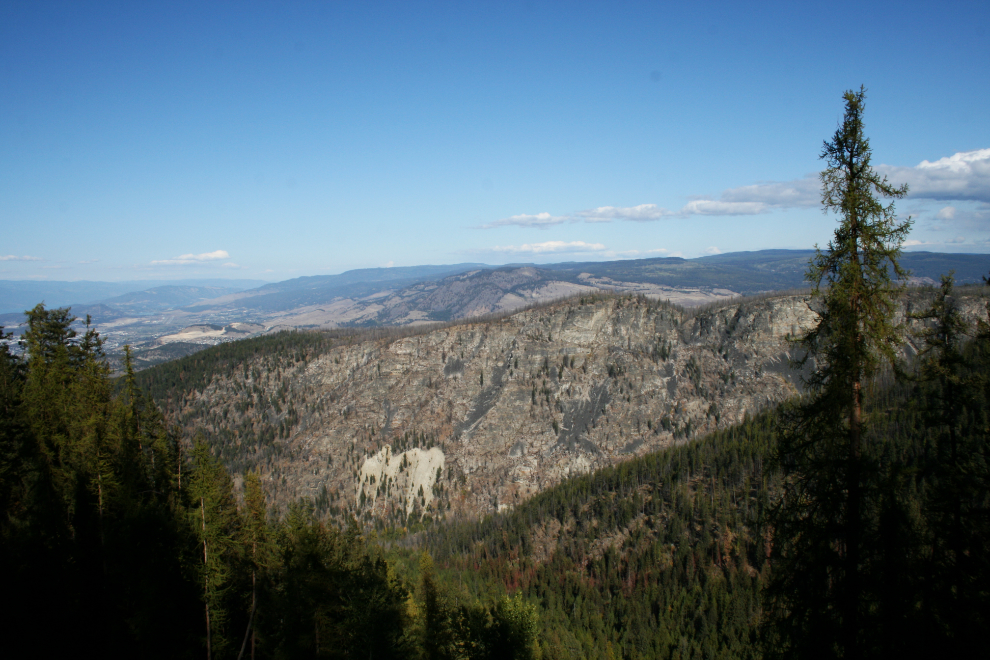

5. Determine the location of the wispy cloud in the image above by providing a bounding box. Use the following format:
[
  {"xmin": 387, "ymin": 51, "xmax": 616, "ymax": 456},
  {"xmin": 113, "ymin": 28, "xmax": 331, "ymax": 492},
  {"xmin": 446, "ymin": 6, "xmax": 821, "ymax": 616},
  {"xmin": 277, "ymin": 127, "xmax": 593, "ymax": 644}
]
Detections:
[
  {"xmin": 911, "ymin": 200, "xmax": 990, "ymax": 233},
  {"xmin": 576, "ymin": 204, "xmax": 675, "ymax": 222},
  {"xmin": 571, "ymin": 177, "xmax": 821, "ymax": 220},
  {"xmin": 151, "ymin": 250, "xmax": 230, "ymax": 266},
  {"xmin": 718, "ymin": 176, "xmax": 822, "ymax": 209},
  {"xmin": 682, "ymin": 200, "xmax": 772, "ymax": 216},
  {"xmin": 486, "ymin": 241, "xmax": 607, "ymax": 254},
  {"xmin": 487, "ymin": 149, "xmax": 990, "ymax": 228},
  {"xmin": 485, "ymin": 186, "xmax": 812, "ymax": 228},
  {"xmin": 903, "ymin": 236, "xmax": 990, "ymax": 249},
  {"xmin": 483, "ymin": 213, "xmax": 569, "ymax": 229},
  {"xmin": 0, "ymin": 255, "xmax": 42, "ymax": 261}
]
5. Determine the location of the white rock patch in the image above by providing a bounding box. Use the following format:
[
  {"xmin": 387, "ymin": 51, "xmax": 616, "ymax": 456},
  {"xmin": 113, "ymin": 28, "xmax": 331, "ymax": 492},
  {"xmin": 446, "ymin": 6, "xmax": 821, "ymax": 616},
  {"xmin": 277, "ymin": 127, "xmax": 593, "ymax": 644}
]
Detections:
[{"xmin": 357, "ymin": 446, "xmax": 445, "ymax": 514}]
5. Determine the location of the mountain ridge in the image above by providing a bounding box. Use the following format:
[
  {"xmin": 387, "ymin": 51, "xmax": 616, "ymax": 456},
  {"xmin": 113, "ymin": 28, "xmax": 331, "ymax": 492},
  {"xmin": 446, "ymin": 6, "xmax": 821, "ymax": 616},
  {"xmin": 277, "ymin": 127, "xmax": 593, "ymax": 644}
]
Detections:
[
  {"xmin": 137, "ymin": 285, "xmax": 990, "ymax": 524},
  {"xmin": 5, "ymin": 251, "xmax": 988, "ymax": 375}
]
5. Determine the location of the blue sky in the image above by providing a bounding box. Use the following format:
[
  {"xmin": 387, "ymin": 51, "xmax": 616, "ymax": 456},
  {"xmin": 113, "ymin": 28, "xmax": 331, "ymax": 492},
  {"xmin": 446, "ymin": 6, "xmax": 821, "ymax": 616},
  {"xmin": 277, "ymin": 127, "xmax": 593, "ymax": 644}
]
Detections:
[{"xmin": 2, "ymin": 1, "xmax": 988, "ymax": 282}]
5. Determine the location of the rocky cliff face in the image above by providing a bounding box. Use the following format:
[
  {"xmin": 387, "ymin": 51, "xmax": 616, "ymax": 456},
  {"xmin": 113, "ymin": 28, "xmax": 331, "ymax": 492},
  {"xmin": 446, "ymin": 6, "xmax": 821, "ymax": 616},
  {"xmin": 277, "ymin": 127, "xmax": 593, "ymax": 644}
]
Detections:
[{"xmin": 165, "ymin": 291, "xmax": 987, "ymax": 523}]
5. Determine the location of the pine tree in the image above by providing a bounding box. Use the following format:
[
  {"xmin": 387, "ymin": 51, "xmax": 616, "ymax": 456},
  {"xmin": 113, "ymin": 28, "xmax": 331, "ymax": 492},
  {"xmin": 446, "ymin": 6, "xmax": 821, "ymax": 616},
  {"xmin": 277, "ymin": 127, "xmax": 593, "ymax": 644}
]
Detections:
[
  {"xmin": 238, "ymin": 469, "xmax": 271, "ymax": 660},
  {"xmin": 0, "ymin": 324, "xmax": 27, "ymax": 540},
  {"xmin": 20, "ymin": 305, "xmax": 87, "ymax": 531},
  {"xmin": 189, "ymin": 436, "xmax": 243, "ymax": 659},
  {"xmin": 766, "ymin": 87, "xmax": 912, "ymax": 659},
  {"xmin": 417, "ymin": 551, "xmax": 460, "ymax": 660},
  {"xmin": 0, "ymin": 324, "xmax": 33, "ymax": 593},
  {"xmin": 485, "ymin": 593, "xmax": 539, "ymax": 660}
]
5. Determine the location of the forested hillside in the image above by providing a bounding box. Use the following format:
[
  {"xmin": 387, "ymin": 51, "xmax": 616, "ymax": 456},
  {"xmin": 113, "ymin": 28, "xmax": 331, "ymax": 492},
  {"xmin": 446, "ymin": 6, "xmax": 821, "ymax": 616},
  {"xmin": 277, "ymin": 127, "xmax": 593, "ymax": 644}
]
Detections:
[
  {"xmin": 404, "ymin": 413, "xmax": 776, "ymax": 659},
  {"xmin": 131, "ymin": 291, "xmax": 817, "ymax": 521},
  {"xmin": 131, "ymin": 286, "xmax": 989, "ymax": 531},
  {"xmin": 393, "ymin": 311, "xmax": 990, "ymax": 658},
  {"xmin": 2, "ymin": 287, "xmax": 989, "ymax": 657},
  {"xmin": 0, "ymin": 306, "xmax": 536, "ymax": 658}
]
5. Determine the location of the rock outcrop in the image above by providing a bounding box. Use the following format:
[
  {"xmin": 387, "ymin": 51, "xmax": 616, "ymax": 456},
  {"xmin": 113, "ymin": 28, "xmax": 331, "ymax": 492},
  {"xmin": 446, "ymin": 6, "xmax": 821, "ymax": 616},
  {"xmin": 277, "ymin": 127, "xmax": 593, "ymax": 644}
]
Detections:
[{"xmin": 166, "ymin": 290, "xmax": 988, "ymax": 523}]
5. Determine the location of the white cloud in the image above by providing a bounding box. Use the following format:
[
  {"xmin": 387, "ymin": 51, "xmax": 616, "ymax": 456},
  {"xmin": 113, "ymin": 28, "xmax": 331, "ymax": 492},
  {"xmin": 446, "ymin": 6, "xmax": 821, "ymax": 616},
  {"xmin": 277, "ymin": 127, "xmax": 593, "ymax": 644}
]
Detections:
[
  {"xmin": 681, "ymin": 200, "xmax": 770, "ymax": 216},
  {"xmin": 483, "ymin": 212, "xmax": 569, "ymax": 229},
  {"xmin": 575, "ymin": 199, "xmax": 781, "ymax": 220},
  {"xmin": 151, "ymin": 250, "xmax": 230, "ymax": 266},
  {"xmin": 490, "ymin": 184, "xmax": 815, "ymax": 229},
  {"xmin": 882, "ymin": 149, "xmax": 990, "ymax": 203},
  {"xmin": 914, "ymin": 199, "xmax": 990, "ymax": 234},
  {"xmin": 0, "ymin": 255, "xmax": 42, "ymax": 261},
  {"xmin": 576, "ymin": 204, "xmax": 675, "ymax": 222},
  {"xmin": 488, "ymin": 241, "xmax": 607, "ymax": 254},
  {"xmin": 718, "ymin": 176, "xmax": 821, "ymax": 209},
  {"xmin": 709, "ymin": 148, "xmax": 990, "ymax": 210},
  {"xmin": 704, "ymin": 246, "xmax": 722, "ymax": 255},
  {"xmin": 384, "ymin": 260, "xmax": 394, "ymax": 268},
  {"xmin": 485, "ymin": 149, "xmax": 989, "ymax": 229}
]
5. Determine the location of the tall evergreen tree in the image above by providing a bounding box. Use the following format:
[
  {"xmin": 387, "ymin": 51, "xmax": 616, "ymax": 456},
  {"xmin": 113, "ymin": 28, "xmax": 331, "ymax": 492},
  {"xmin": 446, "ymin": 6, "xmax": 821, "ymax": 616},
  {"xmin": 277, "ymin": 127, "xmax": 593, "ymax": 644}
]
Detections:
[
  {"xmin": 484, "ymin": 594, "xmax": 539, "ymax": 660},
  {"xmin": 238, "ymin": 469, "xmax": 271, "ymax": 660},
  {"xmin": 417, "ymin": 551, "xmax": 461, "ymax": 660},
  {"xmin": 766, "ymin": 87, "xmax": 912, "ymax": 659},
  {"xmin": 0, "ymin": 325, "xmax": 26, "ymax": 530},
  {"xmin": 265, "ymin": 506, "xmax": 409, "ymax": 659},
  {"xmin": 189, "ymin": 436, "xmax": 244, "ymax": 659},
  {"xmin": 0, "ymin": 324, "xmax": 33, "ymax": 592}
]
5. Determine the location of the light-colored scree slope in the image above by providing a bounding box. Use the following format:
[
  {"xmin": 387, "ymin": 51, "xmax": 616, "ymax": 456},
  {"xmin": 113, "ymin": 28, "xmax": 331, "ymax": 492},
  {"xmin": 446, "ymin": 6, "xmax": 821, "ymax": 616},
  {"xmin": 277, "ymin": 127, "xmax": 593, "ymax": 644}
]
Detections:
[{"xmin": 358, "ymin": 446, "xmax": 445, "ymax": 515}]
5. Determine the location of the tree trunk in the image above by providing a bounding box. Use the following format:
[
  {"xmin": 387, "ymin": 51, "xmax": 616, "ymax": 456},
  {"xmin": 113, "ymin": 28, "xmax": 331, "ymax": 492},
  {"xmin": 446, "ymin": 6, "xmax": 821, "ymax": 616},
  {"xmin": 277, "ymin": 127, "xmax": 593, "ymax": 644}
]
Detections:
[
  {"xmin": 846, "ymin": 378, "xmax": 862, "ymax": 660},
  {"xmin": 948, "ymin": 382, "xmax": 963, "ymax": 611},
  {"xmin": 202, "ymin": 498, "xmax": 211, "ymax": 660},
  {"xmin": 844, "ymin": 190, "xmax": 864, "ymax": 660},
  {"xmin": 237, "ymin": 567, "xmax": 257, "ymax": 660}
]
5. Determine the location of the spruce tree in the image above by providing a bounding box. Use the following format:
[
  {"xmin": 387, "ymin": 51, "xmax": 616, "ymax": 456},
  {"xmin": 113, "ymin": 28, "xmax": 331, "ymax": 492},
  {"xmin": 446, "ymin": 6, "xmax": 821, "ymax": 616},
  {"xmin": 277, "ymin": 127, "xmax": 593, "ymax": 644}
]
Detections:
[
  {"xmin": 766, "ymin": 87, "xmax": 912, "ymax": 659},
  {"xmin": 189, "ymin": 436, "xmax": 243, "ymax": 659},
  {"xmin": 0, "ymin": 325, "xmax": 27, "ymax": 539},
  {"xmin": 238, "ymin": 469, "xmax": 271, "ymax": 659},
  {"xmin": 417, "ymin": 551, "xmax": 460, "ymax": 660}
]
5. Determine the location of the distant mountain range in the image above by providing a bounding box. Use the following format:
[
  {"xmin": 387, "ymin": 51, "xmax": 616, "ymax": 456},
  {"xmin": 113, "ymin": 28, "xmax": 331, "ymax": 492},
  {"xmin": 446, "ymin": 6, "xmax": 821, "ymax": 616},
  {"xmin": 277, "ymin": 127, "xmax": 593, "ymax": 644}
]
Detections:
[
  {"xmin": 4, "ymin": 251, "xmax": 988, "ymax": 318},
  {"xmin": 2, "ymin": 250, "xmax": 988, "ymax": 372},
  {"xmin": 0, "ymin": 278, "xmax": 268, "ymax": 314}
]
